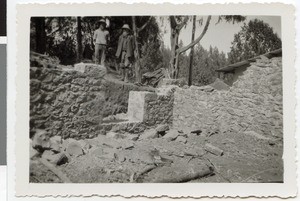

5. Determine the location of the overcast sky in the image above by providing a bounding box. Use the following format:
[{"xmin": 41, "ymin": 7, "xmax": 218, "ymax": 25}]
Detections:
[{"xmin": 157, "ymin": 16, "xmax": 281, "ymax": 55}]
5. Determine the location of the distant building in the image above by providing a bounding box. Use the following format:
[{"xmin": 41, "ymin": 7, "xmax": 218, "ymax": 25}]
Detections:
[{"xmin": 216, "ymin": 49, "xmax": 282, "ymax": 86}]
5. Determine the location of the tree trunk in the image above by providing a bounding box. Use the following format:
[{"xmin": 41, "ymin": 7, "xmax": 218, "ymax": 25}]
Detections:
[
  {"xmin": 34, "ymin": 17, "xmax": 46, "ymax": 54},
  {"xmin": 76, "ymin": 17, "xmax": 83, "ymax": 63},
  {"xmin": 174, "ymin": 53, "xmax": 180, "ymax": 78},
  {"xmin": 169, "ymin": 28, "xmax": 179, "ymax": 79},
  {"xmin": 168, "ymin": 16, "xmax": 189, "ymax": 79},
  {"xmin": 188, "ymin": 16, "xmax": 196, "ymax": 86},
  {"xmin": 132, "ymin": 16, "xmax": 142, "ymax": 83},
  {"xmin": 177, "ymin": 16, "xmax": 211, "ymax": 54}
]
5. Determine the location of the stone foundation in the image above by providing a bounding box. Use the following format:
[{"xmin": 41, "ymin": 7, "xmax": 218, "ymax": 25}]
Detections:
[
  {"xmin": 30, "ymin": 62, "xmax": 153, "ymax": 139},
  {"xmin": 31, "ymin": 54, "xmax": 283, "ymax": 141}
]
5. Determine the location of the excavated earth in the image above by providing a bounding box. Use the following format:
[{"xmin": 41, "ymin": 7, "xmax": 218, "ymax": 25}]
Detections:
[{"xmin": 30, "ymin": 125, "xmax": 282, "ymax": 183}]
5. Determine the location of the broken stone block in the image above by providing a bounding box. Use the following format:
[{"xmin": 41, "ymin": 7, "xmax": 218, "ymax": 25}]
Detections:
[
  {"xmin": 101, "ymin": 148, "xmax": 117, "ymax": 161},
  {"xmin": 30, "ymin": 145, "xmax": 39, "ymax": 159},
  {"xmin": 90, "ymin": 147, "xmax": 105, "ymax": 157},
  {"xmin": 49, "ymin": 135, "xmax": 62, "ymax": 153},
  {"xmin": 102, "ymin": 140, "xmax": 122, "ymax": 149},
  {"xmin": 50, "ymin": 136, "xmax": 62, "ymax": 144},
  {"xmin": 42, "ymin": 150, "xmax": 68, "ymax": 166},
  {"xmin": 144, "ymin": 162, "xmax": 213, "ymax": 183},
  {"xmin": 122, "ymin": 141, "xmax": 135, "ymax": 150},
  {"xmin": 244, "ymin": 130, "xmax": 270, "ymax": 140},
  {"xmin": 55, "ymin": 153, "xmax": 68, "ymax": 166},
  {"xmin": 106, "ymin": 131, "xmax": 125, "ymax": 139},
  {"xmin": 204, "ymin": 143, "xmax": 224, "ymax": 156},
  {"xmin": 178, "ymin": 128, "xmax": 192, "ymax": 135},
  {"xmin": 260, "ymin": 55, "xmax": 270, "ymax": 62},
  {"xmin": 32, "ymin": 129, "xmax": 51, "ymax": 152},
  {"xmin": 115, "ymin": 151, "xmax": 126, "ymax": 162},
  {"xmin": 66, "ymin": 141, "xmax": 84, "ymax": 157},
  {"xmin": 77, "ymin": 140, "xmax": 92, "ymax": 153},
  {"xmin": 184, "ymin": 147, "xmax": 205, "ymax": 157},
  {"xmin": 156, "ymin": 124, "xmax": 169, "ymax": 135},
  {"xmin": 50, "ymin": 141, "xmax": 61, "ymax": 153},
  {"xmin": 176, "ymin": 136, "xmax": 187, "ymax": 144},
  {"xmin": 61, "ymin": 138, "xmax": 77, "ymax": 151},
  {"xmin": 126, "ymin": 134, "xmax": 139, "ymax": 141},
  {"xmin": 163, "ymin": 129, "xmax": 179, "ymax": 141},
  {"xmin": 139, "ymin": 129, "xmax": 158, "ymax": 140}
]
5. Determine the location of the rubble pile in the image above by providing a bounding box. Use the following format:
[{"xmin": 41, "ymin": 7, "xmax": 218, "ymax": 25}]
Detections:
[
  {"xmin": 173, "ymin": 57, "xmax": 283, "ymax": 139},
  {"xmin": 30, "ymin": 124, "xmax": 216, "ymax": 183}
]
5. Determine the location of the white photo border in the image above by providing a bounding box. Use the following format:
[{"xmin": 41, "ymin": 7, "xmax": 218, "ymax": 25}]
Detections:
[{"xmin": 15, "ymin": 2, "xmax": 296, "ymax": 198}]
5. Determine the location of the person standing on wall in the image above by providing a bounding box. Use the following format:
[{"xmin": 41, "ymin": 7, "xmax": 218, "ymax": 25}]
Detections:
[
  {"xmin": 93, "ymin": 19, "xmax": 110, "ymax": 66},
  {"xmin": 115, "ymin": 24, "xmax": 135, "ymax": 82}
]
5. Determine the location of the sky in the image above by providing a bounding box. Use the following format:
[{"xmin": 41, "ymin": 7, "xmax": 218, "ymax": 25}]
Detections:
[{"xmin": 157, "ymin": 15, "xmax": 281, "ymax": 56}]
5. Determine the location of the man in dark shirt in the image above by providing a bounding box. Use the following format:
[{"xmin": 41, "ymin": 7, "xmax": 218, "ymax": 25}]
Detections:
[{"xmin": 115, "ymin": 24, "xmax": 135, "ymax": 82}]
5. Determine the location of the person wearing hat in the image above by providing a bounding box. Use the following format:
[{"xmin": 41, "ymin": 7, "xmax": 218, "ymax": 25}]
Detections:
[
  {"xmin": 93, "ymin": 19, "xmax": 110, "ymax": 66},
  {"xmin": 115, "ymin": 24, "xmax": 135, "ymax": 82}
]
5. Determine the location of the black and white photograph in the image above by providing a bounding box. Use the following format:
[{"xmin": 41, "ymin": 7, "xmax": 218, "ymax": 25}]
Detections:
[{"xmin": 28, "ymin": 14, "xmax": 285, "ymax": 184}]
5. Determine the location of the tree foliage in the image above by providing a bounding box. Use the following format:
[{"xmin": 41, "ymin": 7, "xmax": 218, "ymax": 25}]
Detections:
[
  {"xmin": 167, "ymin": 15, "xmax": 245, "ymax": 79},
  {"xmin": 175, "ymin": 43, "xmax": 227, "ymax": 86},
  {"xmin": 228, "ymin": 19, "xmax": 282, "ymax": 63},
  {"xmin": 31, "ymin": 16, "xmax": 163, "ymax": 69}
]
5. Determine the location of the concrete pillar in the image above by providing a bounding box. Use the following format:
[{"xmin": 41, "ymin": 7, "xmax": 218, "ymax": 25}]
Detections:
[{"xmin": 127, "ymin": 91, "xmax": 149, "ymax": 122}]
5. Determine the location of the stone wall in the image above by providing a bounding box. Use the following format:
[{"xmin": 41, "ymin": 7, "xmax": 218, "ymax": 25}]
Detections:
[
  {"xmin": 173, "ymin": 57, "xmax": 283, "ymax": 138},
  {"xmin": 127, "ymin": 86, "xmax": 175, "ymax": 127},
  {"xmin": 30, "ymin": 62, "xmax": 153, "ymax": 139},
  {"xmin": 143, "ymin": 88, "xmax": 174, "ymax": 126}
]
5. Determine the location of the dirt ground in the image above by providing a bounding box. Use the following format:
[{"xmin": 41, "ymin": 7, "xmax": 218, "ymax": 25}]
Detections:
[{"xmin": 30, "ymin": 127, "xmax": 283, "ymax": 183}]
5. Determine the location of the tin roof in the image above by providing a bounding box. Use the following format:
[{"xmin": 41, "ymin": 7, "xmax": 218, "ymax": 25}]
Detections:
[{"xmin": 216, "ymin": 48, "xmax": 282, "ymax": 72}]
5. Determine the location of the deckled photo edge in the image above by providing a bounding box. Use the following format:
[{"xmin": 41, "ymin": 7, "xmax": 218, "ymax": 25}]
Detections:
[{"xmin": 15, "ymin": 2, "xmax": 296, "ymax": 198}]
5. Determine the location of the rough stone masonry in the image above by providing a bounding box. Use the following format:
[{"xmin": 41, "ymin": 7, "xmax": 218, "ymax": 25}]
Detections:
[
  {"xmin": 30, "ymin": 55, "xmax": 153, "ymax": 139},
  {"xmin": 173, "ymin": 57, "xmax": 283, "ymax": 139},
  {"xmin": 30, "ymin": 51, "xmax": 283, "ymax": 142}
]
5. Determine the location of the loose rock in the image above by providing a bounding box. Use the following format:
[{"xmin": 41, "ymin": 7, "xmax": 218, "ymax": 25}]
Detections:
[
  {"xmin": 176, "ymin": 136, "xmax": 187, "ymax": 144},
  {"xmin": 139, "ymin": 129, "xmax": 158, "ymax": 140},
  {"xmin": 163, "ymin": 129, "xmax": 179, "ymax": 141},
  {"xmin": 204, "ymin": 143, "xmax": 224, "ymax": 156},
  {"xmin": 42, "ymin": 150, "xmax": 68, "ymax": 165},
  {"xmin": 66, "ymin": 141, "xmax": 84, "ymax": 157},
  {"xmin": 32, "ymin": 129, "xmax": 51, "ymax": 152},
  {"xmin": 106, "ymin": 131, "xmax": 125, "ymax": 139},
  {"xmin": 155, "ymin": 124, "xmax": 169, "ymax": 135}
]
